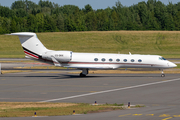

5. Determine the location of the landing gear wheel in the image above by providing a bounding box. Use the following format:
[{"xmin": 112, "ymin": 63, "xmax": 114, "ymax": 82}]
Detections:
[
  {"xmin": 160, "ymin": 69, "xmax": 165, "ymax": 77},
  {"xmin": 80, "ymin": 73, "xmax": 86, "ymax": 77},
  {"xmin": 161, "ymin": 74, "xmax": 165, "ymax": 77}
]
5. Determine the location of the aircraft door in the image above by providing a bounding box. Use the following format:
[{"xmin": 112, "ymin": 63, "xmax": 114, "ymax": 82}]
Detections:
[{"xmin": 70, "ymin": 52, "xmax": 72, "ymax": 60}]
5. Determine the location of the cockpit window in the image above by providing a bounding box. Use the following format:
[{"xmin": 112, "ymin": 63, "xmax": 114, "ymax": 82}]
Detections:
[
  {"xmin": 162, "ymin": 57, "xmax": 166, "ymax": 60},
  {"xmin": 159, "ymin": 57, "xmax": 166, "ymax": 60}
]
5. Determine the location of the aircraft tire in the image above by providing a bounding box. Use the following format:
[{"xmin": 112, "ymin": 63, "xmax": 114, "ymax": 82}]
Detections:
[
  {"xmin": 161, "ymin": 74, "xmax": 165, "ymax": 77},
  {"xmin": 80, "ymin": 73, "xmax": 86, "ymax": 77}
]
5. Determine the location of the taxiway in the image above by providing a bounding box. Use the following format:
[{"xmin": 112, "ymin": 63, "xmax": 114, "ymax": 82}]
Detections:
[{"xmin": 0, "ymin": 73, "xmax": 180, "ymax": 120}]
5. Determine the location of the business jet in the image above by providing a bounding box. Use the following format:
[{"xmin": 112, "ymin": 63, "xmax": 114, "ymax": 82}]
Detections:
[{"xmin": 8, "ymin": 32, "xmax": 177, "ymax": 77}]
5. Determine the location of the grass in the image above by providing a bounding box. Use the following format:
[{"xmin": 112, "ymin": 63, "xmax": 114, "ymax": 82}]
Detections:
[
  {"xmin": 0, "ymin": 31, "xmax": 180, "ymax": 58},
  {"xmin": 1, "ymin": 70, "xmax": 32, "ymax": 74},
  {"xmin": 0, "ymin": 102, "xmax": 132, "ymax": 117},
  {"xmin": 177, "ymin": 64, "xmax": 180, "ymax": 69}
]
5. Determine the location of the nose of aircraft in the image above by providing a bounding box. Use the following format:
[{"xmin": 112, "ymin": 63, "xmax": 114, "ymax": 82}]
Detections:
[{"xmin": 168, "ymin": 62, "xmax": 177, "ymax": 68}]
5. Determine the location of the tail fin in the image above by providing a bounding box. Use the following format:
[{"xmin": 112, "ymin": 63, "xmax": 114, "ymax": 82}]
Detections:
[{"xmin": 9, "ymin": 32, "xmax": 49, "ymax": 59}]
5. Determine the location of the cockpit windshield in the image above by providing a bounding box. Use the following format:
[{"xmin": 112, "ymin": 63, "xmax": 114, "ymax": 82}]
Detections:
[{"xmin": 159, "ymin": 57, "xmax": 166, "ymax": 60}]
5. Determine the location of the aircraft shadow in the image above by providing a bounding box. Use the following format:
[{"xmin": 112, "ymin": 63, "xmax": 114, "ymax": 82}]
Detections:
[
  {"xmin": 0, "ymin": 73, "xmax": 162, "ymax": 79},
  {"xmin": 52, "ymin": 74, "xmax": 162, "ymax": 79}
]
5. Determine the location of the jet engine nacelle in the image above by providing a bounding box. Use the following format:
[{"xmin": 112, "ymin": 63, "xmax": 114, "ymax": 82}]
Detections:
[{"xmin": 42, "ymin": 51, "xmax": 72, "ymax": 62}]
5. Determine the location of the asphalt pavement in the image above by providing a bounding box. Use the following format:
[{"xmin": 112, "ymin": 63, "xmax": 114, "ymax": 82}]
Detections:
[{"xmin": 0, "ymin": 73, "xmax": 180, "ymax": 120}]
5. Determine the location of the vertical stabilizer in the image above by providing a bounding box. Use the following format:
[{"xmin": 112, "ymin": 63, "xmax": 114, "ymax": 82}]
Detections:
[{"xmin": 9, "ymin": 32, "xmax": 49, "ymax": 59}]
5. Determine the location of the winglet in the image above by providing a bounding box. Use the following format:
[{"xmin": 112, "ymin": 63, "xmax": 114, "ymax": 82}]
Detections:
[{"xmin": 51, "ymin": 56, "xmax": 61, "ymax": 67}]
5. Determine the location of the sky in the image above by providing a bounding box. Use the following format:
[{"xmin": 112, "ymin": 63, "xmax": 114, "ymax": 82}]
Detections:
[{"xmin": 0, "ymin": 0, "xmax": 179, "ymax": 9}]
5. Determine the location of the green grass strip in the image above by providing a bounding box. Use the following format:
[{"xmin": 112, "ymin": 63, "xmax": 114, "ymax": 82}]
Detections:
[
  {"xmin": 0, "ymin": 102, "xmax": 138, "ymax": 117},
  {"xmin": 1, "ymin": 31, "xmax": 180, "ymax": 58}
]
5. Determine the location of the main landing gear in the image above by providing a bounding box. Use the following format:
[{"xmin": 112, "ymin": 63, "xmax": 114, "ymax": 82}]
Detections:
[
  {"xmin": 80, "ymin": 69, "xmax": 88, "ymax": 77},
  {"xmin": 161, "ymin": 69, "xmax": 165, "ymax": 77}
]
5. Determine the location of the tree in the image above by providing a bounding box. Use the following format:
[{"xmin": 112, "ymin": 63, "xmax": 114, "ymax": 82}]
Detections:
[
  {"xmin": 36, "ymin": 13, "xmax": 44, "ymax": 32},
  {"xmin": 56, "ymin": 13, "xmax": 64, "ymax": 31},
  {"xmin": 44, "ymin": 15, "xmax": 56, "ymax": 32},
  {"xmin": 85, "ymin": 11, "xmax": 97, "ymax": 31},
  {"xmin": 134, "ymin": 13, "xmax": 143, "ymax": 30},
  {"xmin": 164, "ymin": 14, "xmax": 175, "ymax": 30},
  {"xmin": 10, "ymin": 19, "xmax": 17, "ymax": 33},
  {"xmin": 137, "ymin": 2, "xmax": 149, "ymax": 29},
  {"xmin": 27, "ymin": 14, "xmax": 37, "ymax": 32},
  {"xmin": 84, "ymin": 4, "xmax": 93, "ymax": 13},
  {"xmin": 11, "ymin": 0, "xmax": 26, "ymax": 10},
  {"xmin": 15, "ymin": 8, "xmax": 27, "ymax": 17},
  {"xmin": 64, "ymin": 16, "xmax": 77, "ymax": 31},
  {"xmin": 154, "ymin": 1, "xmax": 167, "ymax": 29},
  {"xmin": 60, "ymin": 5, "xmax": 80, "ymax": 15},
  {"xmin": 174, "ymin": 11, "xmax": 180, "ymax": 30},
  {"xmin": 111, "ymin": 11, "xmax": 118, "ymax": 30},
  {"xmin": 167, "ymin": 2, "xmax": 177, "ymax": 17},
  {"xmin": 96, "ymin": 10, "xmax": 110, "ymax": 31},
  {"xmin": 38, "ymin": 0, "xmax": 53, "ymax": 9},
  {"xmin": 0, "ymin": 0, "xmax": 180, "ymax": 34}
]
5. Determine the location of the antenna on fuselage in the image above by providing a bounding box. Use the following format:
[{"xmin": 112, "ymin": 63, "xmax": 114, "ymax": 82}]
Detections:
[{"xmin": 129, "ymin": 52, "xmax": 131, "ymax": 55}]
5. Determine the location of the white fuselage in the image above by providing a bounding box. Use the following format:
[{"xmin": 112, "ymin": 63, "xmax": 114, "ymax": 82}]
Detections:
[{"xmin": 47, "ymin": 52, "xmax": 176, "ymax": 69}]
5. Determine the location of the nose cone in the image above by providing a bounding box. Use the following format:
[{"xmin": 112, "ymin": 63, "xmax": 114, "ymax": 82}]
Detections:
[{"xmin": 169, "ymin": 62, "xmax": 177, "ymax": 68}]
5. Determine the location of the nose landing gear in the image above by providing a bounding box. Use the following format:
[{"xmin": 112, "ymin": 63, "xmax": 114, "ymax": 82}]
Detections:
[
  {"xmin": 161, "ymin": 69, "xmax": 165, "ymax": 77},
  {"xmin": 161, "ymin": 74, "xmax": 165, "ymax": 77}
]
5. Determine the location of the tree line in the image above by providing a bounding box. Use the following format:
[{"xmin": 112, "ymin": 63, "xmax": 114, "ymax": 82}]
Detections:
[{"xmin": 0, "ymin": 0, "xmax": 180, "ymax": 34}]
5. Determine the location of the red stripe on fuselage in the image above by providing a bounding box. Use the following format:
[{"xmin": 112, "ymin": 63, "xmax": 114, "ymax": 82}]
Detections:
[
  {"xmin": 65, "ymin": 62, "xmax": 151, "ymax": 66},
  {"xmin": 61, "ymin": 62, "xmax": 163, "ymax": 67},
  {"xmin": 24, "ymin": 51, "xmax": 39, "ymax": 59}
]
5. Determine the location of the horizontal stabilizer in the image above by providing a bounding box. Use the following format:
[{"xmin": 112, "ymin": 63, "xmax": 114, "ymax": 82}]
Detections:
[
  {"xmin": 6, "ymin": 32, "xmax": 36, "ymax": 37},
  {"xmin": 51, "ymin": 56, "xmax": 61, "ymax": 67}
]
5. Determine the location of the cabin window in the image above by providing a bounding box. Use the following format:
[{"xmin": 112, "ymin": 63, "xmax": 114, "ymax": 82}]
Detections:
[
  {"xmin": 123, "ymin": 59, "xmax": 127, "ymax": 62},
  {"xmin": 116, "ymin": 59, "xmax": 120, "ymax": 62},
  {"xmin": 131, "ymin": 59, "xmax": 135, "ymax": 62},
  {"xmin": 109, "ymin": 58, "xmax": 113, "ymax": 62},
  {"xmin": 94, "ymin": 58, "xmax": 98, "ymax": 61},
  {"xmin": 138, "ymin": 59, "xmax": 142, "ymax": 62},
  {"xmin": 101, "ymin": 58, "xmax": 106, "ymax": 62}
]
